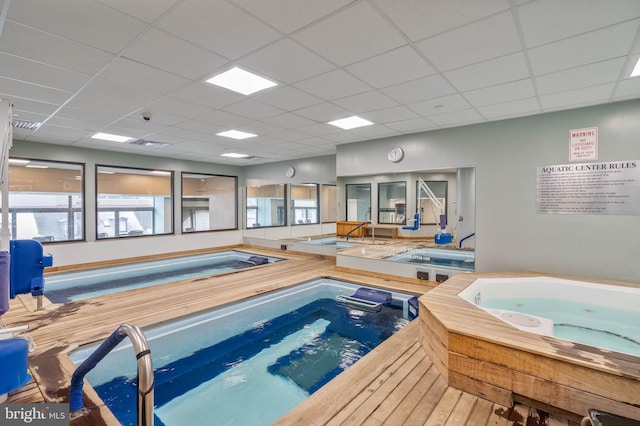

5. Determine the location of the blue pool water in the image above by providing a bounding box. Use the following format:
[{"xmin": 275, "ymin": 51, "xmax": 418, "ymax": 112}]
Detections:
[
  {"xmin": 385, "ymin": 247, "xmax": 475, "ymax": 271},
  {"xmin": 70, "ymin": 279, "xmax": 415, "ymax": 425},
  {"xmin": 482, "ymin": 297, "xmax": 640, "ymax": 356},
  {"xmin": 300, "ymin": 236, "xmax": 359, "ymax": 250},
  {"xmin": 45, "ymin": 251, "xmax": 282, "ymax": 303}
]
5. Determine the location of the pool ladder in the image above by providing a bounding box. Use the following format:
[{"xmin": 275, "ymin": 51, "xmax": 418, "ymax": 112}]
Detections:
[{"xmin": 69, "ymin": 323, "xmax": 154, "ymax": 426}]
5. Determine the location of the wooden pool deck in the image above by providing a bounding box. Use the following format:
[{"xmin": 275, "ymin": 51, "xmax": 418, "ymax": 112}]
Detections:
[{"xmin": 1, "ymin": 247, "xmax": 583, "ymax": 425}]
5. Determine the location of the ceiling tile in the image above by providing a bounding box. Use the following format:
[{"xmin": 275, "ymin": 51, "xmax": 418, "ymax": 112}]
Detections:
[
  {"xmin": 0, "ymin": 52, "xmax": 90, "ymax": 92},
  {"xmin": 294, "ymin": 69, "xmax": 371, "ymax": 100},
  {"xmin": 0, "ymin": 76, "xmax": 72, "ymax": 105},
  {"xmin": 385, "ymin": 117, "xmax": 437, "ymax": 133},
  {"xmin": 262, "ymin": 112, "xmax": 316, "ymax": 129},
  {"xmin": 528, "ymin": 21, "xmax": 638, "ymax": 76},
  {"xmin": 239, "ymin": 39, "xmax": 335, "ymax": 84},
  {"xmin": 363, "ymin": 106, "xmax": 420, "ymax": 124},
  {"xmin": 155, "ymin": 0, "xmax": 281, "ymax": 59},
  {"xmin": 98, "ymin": 0, "xmax": 181, "ymax": 23},
  {"xmin": 231, "ymin": 0, "xmax": 352, "ymax": 33},
  {"xmin": 333, "ymin": 90, "xmax": 398, "ymax": 113},
  {"xmin": 345, "ymin": 46, "xmax": 435, "ymax": 88},
  {"xmin": 415, "ymin": 11, "xmax": 521, "ymax": 71},
  {"xmin": 293, "ymin": 2, "xmax": 406, "ymax": 66},
  {"xmin": 382, "ymin": 74, "xmax": 457, "ymax": 105},
  {"xmin": 517, "ymin": 0, "xmax": 640, "ymax": 48},
  {"xmin": 427, "ymin": 108, "xmax": 484, "ymax": 126},
  {"xmin": 81, "ymin": 78, "xmax": 163, "ymax": 106},
  {"xmin": 540, "ymin": 83, "xmax": 615, "ymax": 110},
  {"xmin": 445, "ymin": 52, "xmax": 529, "ymax": 91},
  {"xmin": 146, "ymin": 96, "xmax": 216, "ymax": 120},
  {"xmin": 0, "ymin": 21, "xmax": 113, "ymax": 75},
  {"xmin": 196, "ymin": 109, "xmax": 253, "ymax": 128},
  {"xmin": 98, "ymin": 57, "xmax": 190, "ymax": 94},
  {"xmin": 169, "ymin": 82, "xmax": 244, "ymax": 109},
  {"xmin": 536, "ymin": 58, "xmax": 626, "ymax": 95},
  {"xmin": 123, "ymin": 28, "xmax": 228, "ymax": 80},
  {"xmin": 464, "ymin": 79, "xmax": 535, "ymax": 107},
  {"xmin": 372, "ymin": 0, "xmax": 510, "ymax": 41},
  {"xmin": 252, "ymin": 85, "xmax": 323, "ymax": 111},
  {"xmin": 222, "ymin": 98, "xmax": 284, "ymax": 120},
  {"xmin": 8, "ymin": 0, "xmax": 146, "ymax": 53},
  {"xmin": 476, "ymin": 97, "xmax": 541, "ymax": 119},
  {"xmin": 613, "ymin": 76, "xmax": 640, "ymax": 101},
  {"xmin": 293, "ymin": 102, "xmax": 350, "ymax": 122},
  {"xmin": 408, "ymin": 94, "xmax": 471, "ymax": 117},
  {"xmin": 3, "ymin": 96, "xmax": 59, "ymax": 116}
]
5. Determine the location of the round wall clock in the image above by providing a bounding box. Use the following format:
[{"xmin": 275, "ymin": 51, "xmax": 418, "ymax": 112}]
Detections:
[
  {"xmin": 286, "ymin": 166, "xmax": 296, "ymax": 178},
  {"xmin": 387, "ymin": 147, "xmax": 404, "ymax": 163}
]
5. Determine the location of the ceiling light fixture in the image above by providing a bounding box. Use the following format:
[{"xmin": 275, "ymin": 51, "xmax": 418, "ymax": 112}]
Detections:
[
  {"xmin": 221, "ymin": 153, "xmax": 250, "ymax": 158},
  {"xmin": 91, "ymin": 132, "xmax": 134, "ymax": 143},
  {"xmin": 327, "ymin": 116, "xmax": 374, "ymax": 130},
  {"xmin": 217, "ymin": 129, "xmax": 257, "ymax": 140},
  {"xmin": 631, "ymin": 57, "xmax": 640, "ymax": 77},
  {"xmin": 8, "ymin": 159, "xmax": 30, "ymax": 165},
  {"xmin": 206, "ymin": 67, "xmax": 277, "ymax": 95}
]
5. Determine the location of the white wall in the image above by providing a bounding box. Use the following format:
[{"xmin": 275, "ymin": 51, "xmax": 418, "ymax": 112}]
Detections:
[{"xmin": 337, "ymin": 100, "xmax": 640, "ymax": 282}]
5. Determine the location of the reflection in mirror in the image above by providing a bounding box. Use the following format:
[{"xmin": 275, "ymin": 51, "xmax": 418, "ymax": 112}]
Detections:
[
  {"xmin": 246, "ymin": 184, "xmax": 286, "ymax": 228},
  {"xmin": 337, "ymin": 168, "xmax": 476, "ymax": 279},
  {"xmin": 182, "ymin": 173, "xmax": 237, "ymax": 232},
  {"xmin": 96, "ymin": 166, "xmax": 173, "ymax": 239},
  {"xmin": 290, "ymin": 184, "xmax": 319, "ymax": 225},
  {"xmin": 345, "ymin": 183, "xmax": 371, "ymax": 222},
  {"xmin": 378, "ymin": 181, "xmax": 406, "ymax": 225},
  {"xmin": 321, "ymin": 184, "xmax": 337, "ymax": 223},
  {"xmin": 417, "ymin": 181, "xmax": 447, "ymax": 226}
]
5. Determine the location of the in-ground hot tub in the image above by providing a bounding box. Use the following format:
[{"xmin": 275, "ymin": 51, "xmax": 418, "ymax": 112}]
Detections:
[{"xmin": 419, "ymin": 273, "xmax": 640, "ymax": 421}]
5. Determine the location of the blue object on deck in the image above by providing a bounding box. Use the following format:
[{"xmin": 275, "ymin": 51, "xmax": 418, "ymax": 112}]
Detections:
[
  {"xmin": 408, "ymin": 296, "xmax": 419, "ymax": 319},
  {"xmin": 434, "ymin": 233, "xmax": 452, "ymax": 245},
  {"xmin": 246, "ymin": 255, "xmax": 269, "ymax": 265},
  {"xmin": 9, "ymin": 239, "xmax": 53, "ymax": 298},
  {"xmin": 337, "ymin": 287, "xmax": 393, "ymax": 312},
  {"xmin": 0, "ymin": 251, "xmax": 9, "ymax": 316},
  {"xmin": 0, "ymin": 338, "xmax": 32, "ymax": 397},
  {"xmin": 402, "ymin": 213, "xmax": 420, "ymax": 231}
]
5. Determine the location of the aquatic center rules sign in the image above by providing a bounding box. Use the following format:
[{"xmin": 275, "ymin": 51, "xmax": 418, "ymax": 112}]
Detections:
[{"xmin": 537, "ymin": 160, "xmax": 640, "ymax": 215}]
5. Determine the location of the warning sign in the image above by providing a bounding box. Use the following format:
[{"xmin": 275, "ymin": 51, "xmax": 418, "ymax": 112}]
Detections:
[{"xmin": 569, "ymin": 127, "xmax": 598, "ymax": 161}]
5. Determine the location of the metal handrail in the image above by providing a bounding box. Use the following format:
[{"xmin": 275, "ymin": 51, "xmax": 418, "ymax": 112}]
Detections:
[
  {"xmin": 69, "ymin": 323, "xmax": 154, "ymax": 426},
  {"xmin": 345, "ymin": 221, "xmax": 370, "ymax": 241}
]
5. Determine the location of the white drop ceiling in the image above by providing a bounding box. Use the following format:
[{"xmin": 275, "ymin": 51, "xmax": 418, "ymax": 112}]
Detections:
[{"xmin": 1, "ymin": 0, "xmax": 640, "ymax": 165}]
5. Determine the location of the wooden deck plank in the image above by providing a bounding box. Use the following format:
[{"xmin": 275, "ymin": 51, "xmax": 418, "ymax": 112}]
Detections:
[{"xmin": 2, "ymin": 247, "xmax": 586, "ymax": 425}]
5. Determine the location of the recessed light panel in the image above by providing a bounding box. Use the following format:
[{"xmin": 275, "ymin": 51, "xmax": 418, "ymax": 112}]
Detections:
[
  {"xmin": 631, "ymin": 57, "xmax": 640, "ymax": 77},
  {"xmin": 221, "ymin": 153, "xmax": 250, "ymax": 158},
  {"xmin": 217, "ymin": 130, "xmax": 257, "ymax": 140},
  {"xmin": 206, "ymin": 67, "xmax": 277, "ymax": 95},
  {"xmin": 91, "ymin": 132, "xmax": 134, "ymax": 143},
  {"xmin": 327, "ymin": 116, "xmax": 374, "ymax": 130}
]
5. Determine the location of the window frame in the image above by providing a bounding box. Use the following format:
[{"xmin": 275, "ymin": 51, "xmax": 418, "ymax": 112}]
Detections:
[
  {"xmin": 95, "ymin": 165, "xmax": 174, "ymax": 239},
  {"xmin": 5, "ymin": 157, "xmax": 85, "ymax": 244},
  {"xmin": 180, "ymin": 172, "xmax": 238, "ymax": 233}
]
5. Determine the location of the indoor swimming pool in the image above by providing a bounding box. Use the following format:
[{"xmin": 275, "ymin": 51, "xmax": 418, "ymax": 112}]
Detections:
[
  {"xmin": 45, "ymin": 251, "xmax": 283, "ymax": 303},
  {"xmin": 70, "ymin": 278, "xmax": 417, "ymax": 426},
  {"xmin": 385, "ymin": 247, "xmax": 475, "ymax": 271},
  {"xmin": 458, "ymin": 277, "xmax": 640, "ymax": 356},
  {"xmin": 299, "ymin": 236, "xmax": 359, "ymax": 250}
]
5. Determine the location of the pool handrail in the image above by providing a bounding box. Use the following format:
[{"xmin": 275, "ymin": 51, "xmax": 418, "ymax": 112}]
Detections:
[
  {"xmin": 458, "ymin": 233, "xmax": 475, "ymax": 248},
  {"xmin": 69, "ymin": 323, "xmax": 154, "ymax": 426}
]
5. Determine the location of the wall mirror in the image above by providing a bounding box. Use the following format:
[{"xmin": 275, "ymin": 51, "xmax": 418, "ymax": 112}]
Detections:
[{"xmin": 336, "ymin": 167, "xmax": 476, "ymax": 276}]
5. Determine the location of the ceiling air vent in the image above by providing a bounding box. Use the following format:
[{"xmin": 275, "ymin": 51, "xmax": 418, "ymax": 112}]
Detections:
[
  {"xmin": 128, "ymin": 139, "xmax": 169, "ymax": 148},
  {"xmin": 12, "ymin": 120, "xmax": 42, "ymax": 130}
]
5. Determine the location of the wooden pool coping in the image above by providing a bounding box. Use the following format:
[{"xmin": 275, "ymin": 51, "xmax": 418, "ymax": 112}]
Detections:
[{"xmin": 419, "ymin": 271, "xmax": 640, "ymax": 421}]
